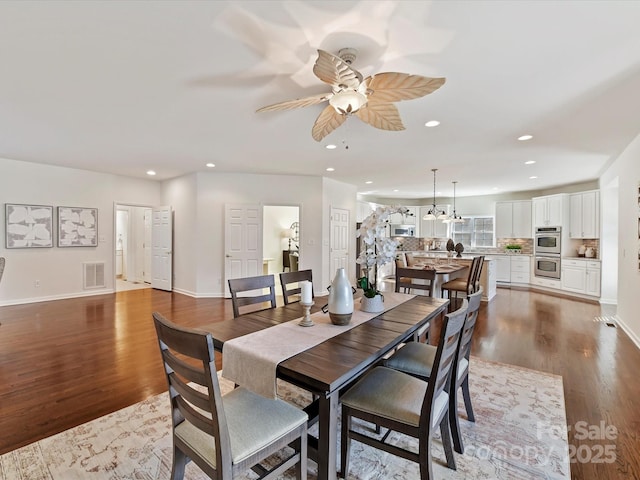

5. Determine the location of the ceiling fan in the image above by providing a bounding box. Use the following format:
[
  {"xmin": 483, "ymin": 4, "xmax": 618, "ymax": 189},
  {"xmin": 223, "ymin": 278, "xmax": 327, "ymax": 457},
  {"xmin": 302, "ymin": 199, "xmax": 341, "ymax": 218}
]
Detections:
[{"xmin": 256, "ymin": 48, "xmax": 446, "ymax": 141}]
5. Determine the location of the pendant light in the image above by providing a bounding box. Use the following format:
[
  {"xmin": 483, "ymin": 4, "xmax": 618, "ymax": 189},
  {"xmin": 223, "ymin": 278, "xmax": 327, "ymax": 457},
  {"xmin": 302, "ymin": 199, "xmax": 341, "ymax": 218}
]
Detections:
[
  {"xmin": 443, "ymin": 181, "xmax": 464, "ymax": 223},
  {"xmin": 422, "ymin": 168, "xmax": 448, "ymax": 220}
]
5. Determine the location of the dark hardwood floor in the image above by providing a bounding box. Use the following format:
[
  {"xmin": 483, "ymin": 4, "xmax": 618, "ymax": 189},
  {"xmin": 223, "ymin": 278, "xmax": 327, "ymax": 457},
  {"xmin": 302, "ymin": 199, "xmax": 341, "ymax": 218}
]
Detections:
[{"xmin": 1, "ymin": 287, "xmax": 638, "ymax": 479}]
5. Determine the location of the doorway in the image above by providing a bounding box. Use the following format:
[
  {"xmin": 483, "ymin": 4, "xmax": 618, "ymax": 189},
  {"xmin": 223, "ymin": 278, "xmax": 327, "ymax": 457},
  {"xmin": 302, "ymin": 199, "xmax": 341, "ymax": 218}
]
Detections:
[
  {"xmin": 115, "ymin": 204, "xmax": 152, "ymax": 292},
  {"xmin": 263, "ymin": 205, "xmax": 299, "ymax": 295}
]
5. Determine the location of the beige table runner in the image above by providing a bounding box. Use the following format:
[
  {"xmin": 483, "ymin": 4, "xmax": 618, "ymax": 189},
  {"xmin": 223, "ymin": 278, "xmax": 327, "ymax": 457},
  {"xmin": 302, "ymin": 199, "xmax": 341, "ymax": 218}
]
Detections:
[{"xmin": 222, "ymin": 291, "xmax": 415, "ymax": 399}]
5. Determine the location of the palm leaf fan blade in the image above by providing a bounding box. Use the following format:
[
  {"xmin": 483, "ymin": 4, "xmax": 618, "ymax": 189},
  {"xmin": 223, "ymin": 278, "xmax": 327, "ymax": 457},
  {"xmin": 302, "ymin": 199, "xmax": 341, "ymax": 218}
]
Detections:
[
  {"xmin": 365, "ymin": 73, "xmax": 445, "ymax": 103},
  {"xmin": 355, "ymin": 103, "xmax": 405, "ymax": 131},
  {"xmin": 256, "ymin": 93, "xmax": 330, "ymax": 113},
  {"xmin": 313, "ymin": 50, "xmax": 363, "ymax": 90},
  {"xmin": 312, "ymin": 105, "xmax": 347, "ymax": 141}
]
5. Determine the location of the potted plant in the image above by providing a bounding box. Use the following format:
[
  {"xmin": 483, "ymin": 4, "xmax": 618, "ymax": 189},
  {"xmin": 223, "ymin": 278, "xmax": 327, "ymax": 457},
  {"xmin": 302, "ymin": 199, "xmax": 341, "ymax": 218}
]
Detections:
[
  {"xmin": 356, "ymin": 205, "xmax": 410, "ymax": 312},
  {"xmin": 505, "ymin": 244, "xmax": 522, "ymax": 253}
]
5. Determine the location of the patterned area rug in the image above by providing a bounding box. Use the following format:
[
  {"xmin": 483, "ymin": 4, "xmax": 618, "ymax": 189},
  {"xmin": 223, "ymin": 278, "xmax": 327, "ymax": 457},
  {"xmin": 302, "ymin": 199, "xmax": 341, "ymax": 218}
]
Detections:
[{"xmin": 0, "ymin": 358, "xmax": 570, "ymax": 480}]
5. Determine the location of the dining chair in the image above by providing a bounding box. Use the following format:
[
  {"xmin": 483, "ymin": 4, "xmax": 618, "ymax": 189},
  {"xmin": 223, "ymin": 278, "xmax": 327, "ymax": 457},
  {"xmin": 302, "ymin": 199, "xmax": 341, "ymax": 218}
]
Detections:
[
  {"xmin": 383, "ymin": 288, "xmax": 483, "ymax": 454},
  {"xmin": 405, "ymin": 252, "xmax": 416, "ymax": 267},
  {"xmin": 395, "ymin": 266, "xmax": 436, "ymax": 297},
  {"xmin": 152, "ymin": 312, "xmax": 308, "ymax": 480},
  {"xmin": 228, "ymin": 274, "xmax": 277, "ymax": 318},
  {"xmin": 441, "ymin": 255, "xmax": 483, "ymax": 311},
  {"xmin": 339, "ymin": 300, "xmax": 468, "ymax": 480},
  {"xmin": 279, "ymin": 269, "xmax": 313, "ymax": 305}
]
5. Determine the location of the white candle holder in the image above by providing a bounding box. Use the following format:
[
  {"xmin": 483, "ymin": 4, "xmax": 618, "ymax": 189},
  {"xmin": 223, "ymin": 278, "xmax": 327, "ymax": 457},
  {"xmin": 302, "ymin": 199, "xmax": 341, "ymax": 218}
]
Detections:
[{"xmin": 299, "ymin": 301, "xmax": 315, "ymax": 327}]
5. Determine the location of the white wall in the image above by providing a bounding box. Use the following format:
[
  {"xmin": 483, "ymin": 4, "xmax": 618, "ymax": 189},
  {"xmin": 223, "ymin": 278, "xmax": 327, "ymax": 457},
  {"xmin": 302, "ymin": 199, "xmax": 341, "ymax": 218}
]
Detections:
[
  {"xmin": 162, "ymin": 174, "xmax": 198, "ymax": 296},
  {"xmin": 599, "ymin": 177, "xmax": 618, "ymax": 304},
  {"xmin": 323, "ymin": 177, "xmax": 358, "ymax": 285},
  {"xmin": 164, "ymin": 172, "xmax": 327, "ymax": 297},
  {"xmin": 599, "ymin": 133, "xmax": 640, "ymax": 346},
  {"xmin": 0, "ymin": 158, "xmax": 161, "ymax": 305}
]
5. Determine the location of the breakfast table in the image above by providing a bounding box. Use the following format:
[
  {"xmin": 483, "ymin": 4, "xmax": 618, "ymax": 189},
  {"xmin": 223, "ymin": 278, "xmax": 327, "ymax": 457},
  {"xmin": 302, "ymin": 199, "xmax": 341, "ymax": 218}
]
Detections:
[{"xmin": 200, "ymin": 293, "xmax": 449, "ymax": 480}]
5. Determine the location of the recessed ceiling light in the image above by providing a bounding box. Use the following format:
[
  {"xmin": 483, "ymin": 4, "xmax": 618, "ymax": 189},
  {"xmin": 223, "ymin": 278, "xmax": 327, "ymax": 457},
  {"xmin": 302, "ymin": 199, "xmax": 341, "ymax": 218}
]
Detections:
[
  {"xmin": 206, "ymin": 163, "xmax": 215, "ymax": 168},
  {"xmin": 326, "ymin": 167, "xmax": 335, "ymax": 172},
  {"xmin": 525, "ymin": 160, "xmax": 536, "ymax": 165},
  {"xmin": 425, "ymin": 120, "xmax": 440, "ymax": 127},
  {"xmin": 529, "ymin": 176, "xmax": 538, "ymax": 179},
  {"xmin": 326, "ymin": 144, "xmax": 337, "ymax": 150},
  {"xmin": 493, "ymin": 187, "xmax": 499, "ymax": 190},
  {"xmin": 365, "ymin": 181, "xmax": 373, "ymax": 184},
  {"xmin": 518, "ymin": 134, "xmax": 533, "ymax": 141},
  {"xmin": 393, "ymin": 189, "xmax": 399, "ymax": 192},
  {"xmin": 146, "ymin": 170, "xmax": 156, "ymax": 176}
]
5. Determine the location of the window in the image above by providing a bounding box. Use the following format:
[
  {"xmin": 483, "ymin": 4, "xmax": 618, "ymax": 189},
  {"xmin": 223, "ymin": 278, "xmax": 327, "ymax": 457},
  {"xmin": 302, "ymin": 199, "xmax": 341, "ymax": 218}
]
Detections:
[{"xmin": 452, "ymin": 216, "xmax": 494, "ymax": 248}]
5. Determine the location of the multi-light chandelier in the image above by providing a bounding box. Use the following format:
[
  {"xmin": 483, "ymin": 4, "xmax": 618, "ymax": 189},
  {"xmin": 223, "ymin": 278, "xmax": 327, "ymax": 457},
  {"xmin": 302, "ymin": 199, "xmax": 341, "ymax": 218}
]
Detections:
[{"xmin": 422, "ymin": 168, "xmax": 448, "ymax": 220}]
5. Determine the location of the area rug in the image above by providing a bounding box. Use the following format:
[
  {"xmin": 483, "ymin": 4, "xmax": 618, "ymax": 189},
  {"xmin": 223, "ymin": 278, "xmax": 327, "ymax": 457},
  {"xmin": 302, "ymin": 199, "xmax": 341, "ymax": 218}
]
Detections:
[{"xmin": 0, "ymin": 358, "xmax": 570, "ymax": 480}]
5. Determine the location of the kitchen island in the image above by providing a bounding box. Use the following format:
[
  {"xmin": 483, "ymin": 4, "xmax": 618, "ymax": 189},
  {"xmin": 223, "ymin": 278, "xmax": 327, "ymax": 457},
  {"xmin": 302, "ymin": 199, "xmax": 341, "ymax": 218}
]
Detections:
[{"xmin": 398, "ymin": 252, "xmax": 497, "ymax": 302}]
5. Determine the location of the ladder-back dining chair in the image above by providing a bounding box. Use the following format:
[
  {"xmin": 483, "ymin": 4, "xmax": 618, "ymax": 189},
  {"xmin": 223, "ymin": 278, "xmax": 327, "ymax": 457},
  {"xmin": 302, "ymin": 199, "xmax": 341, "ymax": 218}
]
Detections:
[
  {"xmin": 441, "ymin": 255, "xmax": 484, "ymax": 311},
  {"xmin": 383, "ymin": 288, "xmax": 483, "ymax": 454},
  {"xmin": 228, "ymin": 274, "xmax": 277, "ymax": 318},
  {"xmin": 152, "ymin": 312, "xmax": 308, "ymax": 480},
  {"xmin": 395, "ymin": 267, "xmax": 436, "ymax": 297},
  {"xmin": 279, "ymin": 269, "xmax": 313, "ymax": 305},
  {"xmin": 339, "ymin": 300, "xmax": 468, "ymax": 480}
]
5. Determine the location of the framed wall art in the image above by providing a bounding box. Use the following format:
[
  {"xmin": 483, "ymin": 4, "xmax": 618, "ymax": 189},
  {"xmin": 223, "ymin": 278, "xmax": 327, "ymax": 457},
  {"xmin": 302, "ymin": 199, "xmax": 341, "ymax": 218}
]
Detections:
[
  {"xmin": 58, "ymin": 206, "xmax": 98, "ymax": 247},
  {"xmin": 5, "ymin": 203, "xmax": 54, "ymax": 248}
]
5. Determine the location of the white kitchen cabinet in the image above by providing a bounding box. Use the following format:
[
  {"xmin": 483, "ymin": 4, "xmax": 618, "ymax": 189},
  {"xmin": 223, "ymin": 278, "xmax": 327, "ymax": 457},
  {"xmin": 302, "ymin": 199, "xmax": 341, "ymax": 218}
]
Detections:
[
  {"xmin": 388, "ymin": 206, "xmax": 417, "ymax": 225},
  {"xmin": 569, "ymin": 190, "xmax": 599, "ymax": 239},
  {"xmin": 562, "ymin": 260, "xmax": 586, "ymax": 293},
  {"xmin": 419, "ymin": 205, "xmax": 449, "ymax": 238},
  {"xmin": 495, "ymin": 200, "xmax": 532, "ymax": 238},
  {"xmin": 510, "ymin": 255, "xmax": 530, "ymax": 284},
  {"xmin": 530, "ymin": 275, "xmax": 562, "ymax": 290},
  {"xmin": 561, "ymin": 258, "xmax": 601, "ymax": 297},
  {"xmin": 494, "ymin": 255, "xmax": 511, "ymax": 283},
  {"xmin": 357, "ymin": 201, "xmax": 375, "ymax": 222},
  {"xmin": 585, "ymin": 261, "xmax": 601, "ymax": 297},
  {"xmin": 404, "ymin": 206, "xmax": 417, "ymax": 225},
  {"xmin": 532, "ymin": 194, "xmax": 568, "ymax": 227}
]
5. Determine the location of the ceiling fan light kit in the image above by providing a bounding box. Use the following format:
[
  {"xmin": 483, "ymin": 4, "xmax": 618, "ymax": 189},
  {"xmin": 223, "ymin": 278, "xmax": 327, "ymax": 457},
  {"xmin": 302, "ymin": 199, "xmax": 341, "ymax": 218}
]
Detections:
[{"xmin": 256, "ymin": 48, "xmax": 445, "ymax": 141}]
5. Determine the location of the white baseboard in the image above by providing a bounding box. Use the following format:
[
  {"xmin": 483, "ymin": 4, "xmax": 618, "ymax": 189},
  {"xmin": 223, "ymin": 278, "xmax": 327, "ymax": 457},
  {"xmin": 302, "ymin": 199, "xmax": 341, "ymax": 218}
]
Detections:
[
  {"xmin": 616, "ymin": 316, "xmax": 640, "ymax": 350},
  {"xmin": 0, "ymin": 288, "xmax": 114, "ymax": 307},
  {"xmin": 171, "ymin": 287, "xmax": 226, "ymax": 298}
]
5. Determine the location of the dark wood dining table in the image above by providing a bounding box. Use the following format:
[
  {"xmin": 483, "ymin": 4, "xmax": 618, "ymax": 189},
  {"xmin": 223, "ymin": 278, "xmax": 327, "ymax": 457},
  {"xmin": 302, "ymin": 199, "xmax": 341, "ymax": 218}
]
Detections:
[{"xmin": 201, "ymin": 294, "xmax": 449, "ymax": 480}]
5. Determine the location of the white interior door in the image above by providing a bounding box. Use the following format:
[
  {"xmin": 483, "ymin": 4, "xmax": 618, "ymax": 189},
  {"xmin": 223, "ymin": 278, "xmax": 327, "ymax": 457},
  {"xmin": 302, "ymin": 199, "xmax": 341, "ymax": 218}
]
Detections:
[
  {"xmin": 224, "ymin": 204, "xmax": 262, "ymax": 297},
  {"xmin": 151, "ymin": 206, "xmax": 173, "ymax": 291},
  {"xmin": 330, "ymin": 207, "xmax": 350, "ymax": 278}
]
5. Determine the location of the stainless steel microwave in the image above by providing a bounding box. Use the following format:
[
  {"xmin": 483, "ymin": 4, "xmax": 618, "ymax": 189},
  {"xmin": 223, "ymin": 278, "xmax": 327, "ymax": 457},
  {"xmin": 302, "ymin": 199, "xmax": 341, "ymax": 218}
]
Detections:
[{"xmin": 390, "ymin": 225, "xmax": 415, "ymax": 237}]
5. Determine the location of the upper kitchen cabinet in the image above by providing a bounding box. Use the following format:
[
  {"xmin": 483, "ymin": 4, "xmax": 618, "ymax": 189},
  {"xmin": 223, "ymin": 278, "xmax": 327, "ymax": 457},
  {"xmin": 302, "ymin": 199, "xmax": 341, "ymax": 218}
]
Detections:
[
  {"xmin": 532, "ymin": 193, "xmax": 569, "ymax": 227},
  {"xmin": 495, "ymin": 200, "xmax": 532, "ymax": 238},
  {"xmin": 388, "ymin": 205, "xmax": 417, "ymax": 225},
  {"xmin": 419, "ymin": 205, "xmax": 449, "ymax": 238},
  {"xmin": 569, "ymin": 190, "xmax": 600, "ymax": 239},
  {"xmin": 356, "ymin": 201, "xmax": 375, "ymax": 222}
]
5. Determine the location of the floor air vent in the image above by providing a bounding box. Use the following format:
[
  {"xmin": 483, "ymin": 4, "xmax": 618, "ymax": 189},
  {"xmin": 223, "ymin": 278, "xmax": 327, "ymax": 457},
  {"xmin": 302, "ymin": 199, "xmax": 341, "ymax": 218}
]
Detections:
[
  {"xmin": 83, "ymin": 262, "xmax": 106, "ymax": 289},
  {"xmin": 593, "ymin": 315, "xmax": 618, "ymax": 328}
]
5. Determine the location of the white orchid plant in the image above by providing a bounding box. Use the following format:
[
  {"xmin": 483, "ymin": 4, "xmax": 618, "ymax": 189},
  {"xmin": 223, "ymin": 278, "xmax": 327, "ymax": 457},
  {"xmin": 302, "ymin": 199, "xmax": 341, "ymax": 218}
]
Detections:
[{"xmin": 356, "ymin": 205, "xmax": 411, "ymax": 297}]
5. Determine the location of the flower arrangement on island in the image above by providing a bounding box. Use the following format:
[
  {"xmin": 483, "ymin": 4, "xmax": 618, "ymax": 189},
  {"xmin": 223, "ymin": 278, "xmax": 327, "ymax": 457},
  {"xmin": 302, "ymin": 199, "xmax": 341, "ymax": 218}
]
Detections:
[{"xmin": 356, "ymin": 205, "xmax": 411, "ymax": 298}]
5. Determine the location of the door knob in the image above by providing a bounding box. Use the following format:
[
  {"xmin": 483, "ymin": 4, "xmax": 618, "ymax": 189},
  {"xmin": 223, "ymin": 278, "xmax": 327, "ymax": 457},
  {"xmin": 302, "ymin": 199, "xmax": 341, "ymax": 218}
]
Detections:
[{"xmin": 226, "ymin": 254, "xmax": 232, "ymax": 258}]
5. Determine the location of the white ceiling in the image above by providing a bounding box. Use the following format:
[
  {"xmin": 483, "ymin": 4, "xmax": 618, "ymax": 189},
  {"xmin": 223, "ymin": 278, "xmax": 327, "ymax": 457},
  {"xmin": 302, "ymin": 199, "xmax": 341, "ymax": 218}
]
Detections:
[{"xmin": 1, "ymin": 0, "xmax": 640, "ymax": 199}]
